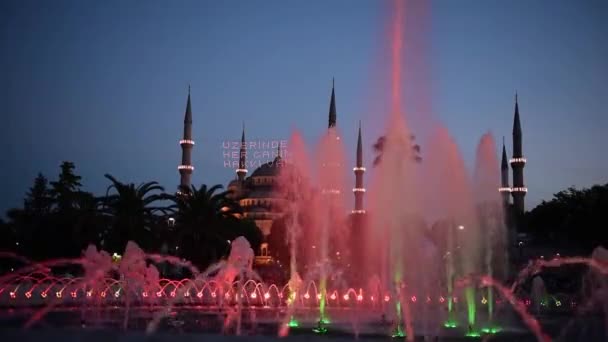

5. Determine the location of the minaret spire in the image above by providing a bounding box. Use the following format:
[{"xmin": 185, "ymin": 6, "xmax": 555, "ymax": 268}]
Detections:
[
  {"xmin": 178, "ymin": 87, "xmax": 195, "ymax": 194},
  {"xmin": 353, "ymin": 121, "xmax": 366, "ymax": 214},
  {"xmin": 328, "ymin": 78, "xmax": 337, "ymax": 129},
  {"xmin": 236, "ymin": 122, "xmax": 247, "ymax": 181},
  {"xmin": 510, "ymin": 92, "xmax": 527, "ymax": 214}
]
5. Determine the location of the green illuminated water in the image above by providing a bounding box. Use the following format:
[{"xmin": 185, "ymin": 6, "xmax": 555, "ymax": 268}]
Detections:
[
  {"xmin": 287, "ymin": 317, "xmax": 299, "ymax": 328},
  {"xmin": 465, "ymin": 287, "xmax": 476, "ymax": 327}
]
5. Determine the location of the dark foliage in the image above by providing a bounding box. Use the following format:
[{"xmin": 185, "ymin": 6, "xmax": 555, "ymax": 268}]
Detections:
[
  {"xmin": 523, "ymin": 184, "xmax": 608, "ymax": 252},
  {"xmin": 2, "ymin": 162, "xmax": 263, "ymax": 272},
  {"xmin": 168, "ymin": 184, "xmax": 262, "ymax": 267}
]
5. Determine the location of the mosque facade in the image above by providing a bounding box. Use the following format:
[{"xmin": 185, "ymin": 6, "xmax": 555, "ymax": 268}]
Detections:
[{"xmin": 176, "ymin": 83, "xmax": 525, "ymax": 265}]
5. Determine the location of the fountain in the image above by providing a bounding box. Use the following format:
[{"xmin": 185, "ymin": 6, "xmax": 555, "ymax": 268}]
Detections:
[{"xmin": 1, "ymin": 0, "xmax": 606, "ymax": 341}]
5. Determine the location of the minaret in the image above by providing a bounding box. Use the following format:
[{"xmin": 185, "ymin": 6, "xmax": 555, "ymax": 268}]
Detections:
[
  {"xmin": 353, "ymin": 121, "xmax": 366, "ymax": 214},
  {"xmin": 236, "ymin": 123, "xmax": 247, "ymax": 181},
  {"xmin": 178, "ymin": 86, "xmax": 194, "ymax": 193},
  {"xmin": 328, "ymin": 78, "xmax": 337, "ymax": 129},
  {"xmin": 499, "ymin": 137, "xmax": 511, "ymax": 207},
  {"xmin": 510, "ymin": 93, "xmax": 527, "ymax": 214}
]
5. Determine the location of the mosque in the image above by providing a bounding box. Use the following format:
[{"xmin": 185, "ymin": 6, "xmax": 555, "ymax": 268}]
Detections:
[{"xmin": 175, "ymin": 83, "xmax": 526, "ymax": 265}]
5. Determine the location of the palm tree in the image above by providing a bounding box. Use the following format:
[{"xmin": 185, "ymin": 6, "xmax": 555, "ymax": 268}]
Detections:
[
  {"xmin": 101, "ymin": 174, "xmax": 170, "ymax": 253},
  {"xmin": 171, "ymin": 184, "xmax": 260, "ymax": 268},
  {"xmin": 72, "ymin": 191, "xmax": 106, "ymax": 251},
  {"xmin": 372, "ymin": 134, "xmax": 422, "ymax": 166},
  {"xmin": 174, "ymin": 184, "xmax": 242, "ymax": 225}
]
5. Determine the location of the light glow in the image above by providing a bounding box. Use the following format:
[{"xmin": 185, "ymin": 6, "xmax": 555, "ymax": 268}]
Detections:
[
  {"xmin": 178, "ymin": 165, "xmax": 194, "ymax": 171},
  {"xmin": 511, "ymin": 187, "xmax": 528, "ymax": 192},
  {"xmin": 351, "ymin": 210, "xmax": 366, "ymax": 214},
  {"xmin": 236, "ymin": 168, "xmax": 248, "ymax": 173},
  {"xmin": 179, "ymin": 139, "xmax": 195, "ymax": 145},
  {"xmin": 353, "ymin": 167, "xmax": 366, "ymax": 171},
  {"xmin": 352, "ymin": 188, "xmax": 366, "ymax": 192},
  {"xmin": 498, "ymin": 187, "xmax": 512, "ymax": 192},
  {"xmin": 510, "ymin": 157, "xmax": 527, "ymax": 163},
  {"xmin": 321, "ymin": 189, "xmax": 341, "ymax": 195}
]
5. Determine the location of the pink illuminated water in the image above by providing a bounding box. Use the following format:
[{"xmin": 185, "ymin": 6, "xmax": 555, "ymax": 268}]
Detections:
[{"xmin": 2, "ymin": 0, "xmax": 607, "ymax": 341}]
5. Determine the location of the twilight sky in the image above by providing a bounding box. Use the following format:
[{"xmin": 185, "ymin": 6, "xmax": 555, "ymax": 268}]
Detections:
[{"xmin": 1, "ymin": 0, "xmax": 607, "ymax": 216}]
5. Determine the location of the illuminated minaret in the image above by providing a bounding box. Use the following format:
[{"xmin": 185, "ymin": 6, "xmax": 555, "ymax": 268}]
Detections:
[
  {"xmin": 499, "ymin": 137, "xmax": 511, "ymax": 207},
  {"xmin": 510, "ymin": 93, "xmax": 527, "ymax": 214},
  {"xmin": 328, "ymin": 78, "xmax": 337, "ymax": 129},
  {"xmin": 178, "ymin": 86, "xmax": 194, "ymax": 193},
  {"xmin": 353, "ymin": 121, "xmax": 366, "ymax": 214},
  {"xmin": 236, "ymin": 123, "xmax": 247, "ymax": 182}
]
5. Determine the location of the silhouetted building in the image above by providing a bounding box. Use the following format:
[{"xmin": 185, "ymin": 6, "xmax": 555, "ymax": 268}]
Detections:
[
  {"xmin": 176, "ymin": 85, "xmax": 526, "ymax": 270},
  {"xmin": 224, "ymin": 80, "xmax": 366, "ymax": 264},
  {"xmin": 227, "ymin": 142, "xmax": 286, "ymax": 264}
]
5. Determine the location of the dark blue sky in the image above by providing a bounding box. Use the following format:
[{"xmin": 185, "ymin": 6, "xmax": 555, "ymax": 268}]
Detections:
[{"xmin": 1, "ymin": 0, "xmax": 606, "ymax": 215}]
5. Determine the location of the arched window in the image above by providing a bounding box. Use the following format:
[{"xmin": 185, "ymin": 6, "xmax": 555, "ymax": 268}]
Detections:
[{"xmin": 261, "ymin": 243, "xmax": 268, "ymax": 256}]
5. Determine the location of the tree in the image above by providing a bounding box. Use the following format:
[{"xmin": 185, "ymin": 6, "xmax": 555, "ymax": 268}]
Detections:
[
  {"xmin": 372, "ymin": 134, "xmax": 422, "ymax": 167},
  {"xmin": 101, "ymin": 174, "xmax": 169, "ymax": 253},
  {"xmin": 72, "ymin": 191, "xmax": 106, "ymax": 251},
  {"xmin": 170, "ymin": 184, "xmax": 262, "ymax": 268},
  {"xmin": 24, "ymin": 173, "xmax": 52, "ymax": 216},
  {"xmin": 524, "ymin": 184, "xmax": 608, "ymax": 252},
  {"xmin": 50, "ymin": 161, "xmax": 82, "ymax": 212},
  {"xmin": 0, "ymin": 213, "xmax": 18, "ymax": 252},
  {"xmin": 7, "ymin": 173, "xmax": 54, "ymax": 259}
]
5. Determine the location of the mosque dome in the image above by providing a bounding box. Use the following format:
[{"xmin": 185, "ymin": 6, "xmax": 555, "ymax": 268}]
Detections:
[{"xmin": 250, "ymin": 157, "xmax": 284, "ymax": 178}]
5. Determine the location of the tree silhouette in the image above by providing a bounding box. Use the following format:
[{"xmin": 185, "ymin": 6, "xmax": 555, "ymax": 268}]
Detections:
[
  {"xmin": 170, "ymin": 184, "xmax": 261, "ymax": 268},
  {"xmin": 24, "ymin": 173, "xmax": 52, "ymax": 216},
  {"xmin": 50, "ymin": 161, "xmax": 82, "ymax": 213},
  {"xmin": 524, "ymin": 184, "xmax": 608, "ymax": 252},
  {"xmin": 372, "ymin": 134, "xmax": 422, "ymax": 167},
  {"xmin": 101, "ymin": 174, "xmax": 169, "ymax": 252}
]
